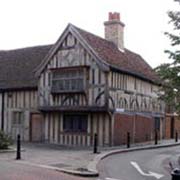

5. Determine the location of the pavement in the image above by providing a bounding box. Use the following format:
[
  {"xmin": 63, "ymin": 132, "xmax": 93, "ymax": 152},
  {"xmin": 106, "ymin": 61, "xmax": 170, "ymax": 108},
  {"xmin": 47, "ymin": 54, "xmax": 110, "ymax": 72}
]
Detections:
[{"xmin": 0, "ymin": 139, "xmax": 180, "ymax": 177}]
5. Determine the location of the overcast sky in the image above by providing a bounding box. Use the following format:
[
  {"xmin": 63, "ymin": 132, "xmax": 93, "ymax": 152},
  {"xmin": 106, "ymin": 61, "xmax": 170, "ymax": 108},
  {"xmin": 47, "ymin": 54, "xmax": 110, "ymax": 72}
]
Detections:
[{"xmin": 0, "ymin": 0, "xmax": 178, "ymax": 68}]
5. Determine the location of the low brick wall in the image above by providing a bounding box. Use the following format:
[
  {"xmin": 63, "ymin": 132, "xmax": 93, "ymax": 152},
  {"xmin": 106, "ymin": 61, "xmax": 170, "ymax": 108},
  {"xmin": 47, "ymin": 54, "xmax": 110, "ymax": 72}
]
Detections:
[
  {"xmin": 113, "ymin": 113, "xmax": 155, "ymax": 146},
  {"xmin": 175, "ymin": 117, "xmax": 180, "ymax": 134},
  {"xmin": 135, "ymin": 115, "xmax": 154, "ymax": 143},
  {"xmin": 165, "ymin": 116, "xmax": 171, "ymax": 139},
  {"xmin": 165, "ymin": 114, "xmax": 180, "ymax": 139},
  {"xmin": 113, "ymin": 114, "xmax": 133, "ymax": 145}
]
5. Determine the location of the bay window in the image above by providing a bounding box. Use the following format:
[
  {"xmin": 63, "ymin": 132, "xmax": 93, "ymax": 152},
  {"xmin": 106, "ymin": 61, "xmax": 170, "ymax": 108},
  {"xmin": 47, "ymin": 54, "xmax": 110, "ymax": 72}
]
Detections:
[{"xmin": 51, "ymin": 66, "xmax": 88, "ymax": 93}]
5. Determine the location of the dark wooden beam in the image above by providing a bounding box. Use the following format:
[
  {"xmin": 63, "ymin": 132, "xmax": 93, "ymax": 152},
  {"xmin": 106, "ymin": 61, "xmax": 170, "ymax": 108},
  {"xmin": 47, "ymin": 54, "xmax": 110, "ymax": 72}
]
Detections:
[
  {"xmin": 49, "ymin": 65, "xmax": 90, "ymax": 72},
  {"xmin": 38, "ymin": 105, "xmax": 110, "ymax": 113}
]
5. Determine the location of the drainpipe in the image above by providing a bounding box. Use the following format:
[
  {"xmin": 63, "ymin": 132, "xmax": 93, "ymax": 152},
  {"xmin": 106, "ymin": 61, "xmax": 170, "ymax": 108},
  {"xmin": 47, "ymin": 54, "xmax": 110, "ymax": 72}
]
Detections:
[{"xmin": 1, "ymin": 92, "xmax": 4, "ymax": 131}]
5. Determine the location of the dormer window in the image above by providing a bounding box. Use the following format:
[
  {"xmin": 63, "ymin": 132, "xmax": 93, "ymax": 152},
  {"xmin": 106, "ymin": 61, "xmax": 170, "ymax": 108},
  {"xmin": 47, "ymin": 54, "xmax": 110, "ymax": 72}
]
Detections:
[{"xmin": 51, "ymin": 66, "xmax": 89, "ymax": 94}]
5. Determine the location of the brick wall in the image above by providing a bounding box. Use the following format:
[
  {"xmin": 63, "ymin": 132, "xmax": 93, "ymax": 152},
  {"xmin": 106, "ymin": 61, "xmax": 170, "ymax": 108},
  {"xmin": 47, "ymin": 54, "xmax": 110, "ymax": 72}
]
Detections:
[
  {"xmin": 165, "ymin": 116, "xmax": 171, "ymax": 139},
  {"xmin": 134, "ymin": 115, "xmax": 154, "ymax": 143},
  {"xmin": 175, "ymin": 117, "xmax": 180, "ymax": 134},
  {"xmin": 113, "ymin": 113, "xmax": 155, "ymax": 145},
  {"xmin": 104, "ymin": 12, "xmax": 125, "ymax": 50},
  {"xmin": 165, "ymin": 115, "xmax": 180, "ymax": 139},
  {"xmin": 113, "ymin": 114, "xmax": 134, "ymax": 145}
]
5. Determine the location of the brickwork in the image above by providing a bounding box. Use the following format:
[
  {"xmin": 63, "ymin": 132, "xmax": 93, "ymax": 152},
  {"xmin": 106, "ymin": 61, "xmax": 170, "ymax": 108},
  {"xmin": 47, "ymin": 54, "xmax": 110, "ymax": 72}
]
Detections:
[
  {"xmin": 134, "ymin": 115, "xmax": 154, "ymax": 143},
  {"xmin": 104, "ymin": 12, "xmax": 125, "ymax": 50},
  {"xmin": 175, "ymin": 117, "xmax": 180, "ymax": 134},
  {"xmin": 165, "ymin": 115, "xmax": 180, "ymax": 139},
  {"xmin": 165, "ymin": 116, "xmax": 171, "ymax": 139},
  {"xmin": 113, "ymin": 113, "xmax": 155, "ymax": 145},
  {"xmin": 113, "ymin": 114, "xmax": 134, "ymax": 145}
]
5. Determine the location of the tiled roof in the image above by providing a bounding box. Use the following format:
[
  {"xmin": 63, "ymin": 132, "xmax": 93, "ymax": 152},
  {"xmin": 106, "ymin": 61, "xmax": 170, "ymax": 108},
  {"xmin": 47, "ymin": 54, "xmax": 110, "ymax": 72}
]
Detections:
[
  {"xmin": 0, "ymin": 24, "xmax": 159, "ymax": 91},
  {"xmin": 74, "ymin": 25, "xmax": 159, "ymax": 83},
  {"xmin": 0, "ymin": 45, "xmax": 52, "ymax": 90}
]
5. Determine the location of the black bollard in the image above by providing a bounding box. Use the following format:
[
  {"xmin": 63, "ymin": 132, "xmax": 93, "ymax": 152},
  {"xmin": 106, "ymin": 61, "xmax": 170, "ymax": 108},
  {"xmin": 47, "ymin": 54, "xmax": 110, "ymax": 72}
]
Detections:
[
  {"xmin": 155, "ymin": 130, "xmax": 158, "ymax": 145},
  {"xmin": 127, "ymin": 132, "xmax": 130, "ymax": 148},
  {"xmin": 171, "ymin": 168, "xmax": 180, "ymax": 180},
  {"xmin": 93, "ymin": 133, "xmax": 98, "ymax": 154},
  {"xmin": 16, "ymin": 134, "xmax": 21, "ymax": 160},
  {"xmin": 175, "ymin": 131, "xmax": 178, "ymax": 142}
]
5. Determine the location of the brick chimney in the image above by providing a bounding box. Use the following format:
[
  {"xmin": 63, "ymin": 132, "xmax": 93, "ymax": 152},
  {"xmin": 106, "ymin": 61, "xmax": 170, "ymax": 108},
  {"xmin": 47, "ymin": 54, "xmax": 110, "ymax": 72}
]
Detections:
[{"xmin": 104, "ymin": 12, "xmax": 125, "ymax": 50}]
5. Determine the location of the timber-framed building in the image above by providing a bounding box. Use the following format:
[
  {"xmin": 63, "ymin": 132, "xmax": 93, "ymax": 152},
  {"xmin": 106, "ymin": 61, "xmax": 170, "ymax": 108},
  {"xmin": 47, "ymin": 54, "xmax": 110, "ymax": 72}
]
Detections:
[{"xmin": 0, "ymin": 12, "xmax": 165, "ymax": 146}]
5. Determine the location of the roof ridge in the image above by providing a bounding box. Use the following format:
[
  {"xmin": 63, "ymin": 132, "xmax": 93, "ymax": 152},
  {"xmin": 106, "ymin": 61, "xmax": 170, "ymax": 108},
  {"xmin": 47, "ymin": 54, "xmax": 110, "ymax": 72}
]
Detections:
[
  {"xmin": 71, "ymin": 24, "xmax": 159, "ymax": 83},
  {"xmin": 71, "ymin": 24, "xmax": 144, "ymax": 57},
  {"xmin": 0, "ymin": 44, "xmax": 53, "ymax": 52},
  {"xmin": 71, "ymin": 24, "xmax": 117, "ymax": 47},
  {"xmin": 72, "ymin": 24, "xmax": 149, "ymax": 63}
]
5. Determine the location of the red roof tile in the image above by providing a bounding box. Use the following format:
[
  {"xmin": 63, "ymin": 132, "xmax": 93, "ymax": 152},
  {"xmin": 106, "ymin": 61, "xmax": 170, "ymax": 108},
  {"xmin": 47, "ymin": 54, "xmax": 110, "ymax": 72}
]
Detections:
[{"xmin": 74, "ymin": 25, "xmax": 159, "ymax": 83}]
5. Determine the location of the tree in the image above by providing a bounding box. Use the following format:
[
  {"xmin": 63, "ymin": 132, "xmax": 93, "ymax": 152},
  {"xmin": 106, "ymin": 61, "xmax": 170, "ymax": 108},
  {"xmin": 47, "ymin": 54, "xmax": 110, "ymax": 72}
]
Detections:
[
  {"xmin": 0, "ymin": 130, "xmax": 12, "ymax": 149},
  {"xmin": 155, "ymin": 0, "xmax": 180, "ymax": 113}
]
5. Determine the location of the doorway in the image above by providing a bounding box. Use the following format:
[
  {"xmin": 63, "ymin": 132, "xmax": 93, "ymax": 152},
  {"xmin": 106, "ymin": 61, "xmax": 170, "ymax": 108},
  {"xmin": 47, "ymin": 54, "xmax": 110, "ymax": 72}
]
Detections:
[{"xmin": 30, "ymin": 113, "xmax": 44, "ymax": 142}]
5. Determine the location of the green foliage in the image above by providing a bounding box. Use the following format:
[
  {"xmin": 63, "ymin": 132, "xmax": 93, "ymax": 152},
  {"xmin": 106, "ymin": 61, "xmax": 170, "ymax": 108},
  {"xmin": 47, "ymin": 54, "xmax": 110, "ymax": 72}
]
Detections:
[
  {"xmin": 155, "ymin": 0, "xmax": 180, "ymax": 113},
  {"xmin": 0, "ymin": 130, "xmax": 12, "ymax": 149}
]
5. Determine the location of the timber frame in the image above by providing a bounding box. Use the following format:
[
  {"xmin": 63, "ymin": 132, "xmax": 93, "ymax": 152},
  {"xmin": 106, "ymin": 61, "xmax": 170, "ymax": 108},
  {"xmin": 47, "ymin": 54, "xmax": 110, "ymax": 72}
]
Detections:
[{"xmin": 0, "ymin": 22, "xmax": 165, "ymax": 146}]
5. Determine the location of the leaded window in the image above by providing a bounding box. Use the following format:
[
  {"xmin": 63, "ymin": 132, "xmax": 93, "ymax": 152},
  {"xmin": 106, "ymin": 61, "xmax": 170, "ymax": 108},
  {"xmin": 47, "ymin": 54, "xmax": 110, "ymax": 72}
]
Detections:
[
  {"xmin": 12, "ymin": 111, "xmax": 23, "ymax": 125},
  {"xmin": 51, "ymin": 67, "xmax": 87, "ymax": 93},
  {"xmin": 63, "ymin": 114, "xmax": 88, "ymax": 132}
]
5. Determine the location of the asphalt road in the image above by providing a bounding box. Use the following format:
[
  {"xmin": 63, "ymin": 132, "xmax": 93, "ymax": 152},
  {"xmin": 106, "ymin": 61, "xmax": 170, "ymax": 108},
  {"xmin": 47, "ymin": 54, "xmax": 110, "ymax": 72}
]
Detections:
[
  {"xmin": 0, "ymin": 159, "xmax": 92, "ymax": 180},
  {"xmin": 98, "ymin": 146, "xmax": 180, "ymax": 180}
]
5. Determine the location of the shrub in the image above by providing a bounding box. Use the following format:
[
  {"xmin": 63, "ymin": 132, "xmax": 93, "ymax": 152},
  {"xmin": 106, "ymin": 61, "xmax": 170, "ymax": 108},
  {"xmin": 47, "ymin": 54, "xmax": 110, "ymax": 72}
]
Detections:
[{"xmin": 0, "ymin": 130, "xmax": 13, "ymax": 149}]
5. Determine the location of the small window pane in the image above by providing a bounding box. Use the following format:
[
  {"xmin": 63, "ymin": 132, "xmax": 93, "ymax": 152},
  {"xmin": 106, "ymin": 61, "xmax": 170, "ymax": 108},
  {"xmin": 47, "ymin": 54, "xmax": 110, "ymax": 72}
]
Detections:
[
  {"xmin": 12, "ymin": 112, "xmax": 23, "ymax": 125},
  {"xmin": 51, "ymin": 68, "xmax": 86, "ymax": 93},
  {"xmin": 63, "ymin": 114, "xmax": 87, "ymax": 132}
]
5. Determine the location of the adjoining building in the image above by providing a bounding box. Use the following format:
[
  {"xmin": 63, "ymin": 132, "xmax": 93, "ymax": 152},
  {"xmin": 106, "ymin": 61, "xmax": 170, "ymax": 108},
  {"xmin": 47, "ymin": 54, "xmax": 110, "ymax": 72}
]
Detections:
[{"xmin": 0, "ymin": 12, "xmax": 165, "ymax": 146}]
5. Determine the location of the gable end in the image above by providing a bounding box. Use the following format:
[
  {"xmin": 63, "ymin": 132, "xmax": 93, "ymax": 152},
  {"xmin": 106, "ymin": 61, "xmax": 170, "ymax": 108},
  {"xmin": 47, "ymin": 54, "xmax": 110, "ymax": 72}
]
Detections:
[{"xmin": 35, "ymin": 24, "xmax": 109, "ymax": 77}]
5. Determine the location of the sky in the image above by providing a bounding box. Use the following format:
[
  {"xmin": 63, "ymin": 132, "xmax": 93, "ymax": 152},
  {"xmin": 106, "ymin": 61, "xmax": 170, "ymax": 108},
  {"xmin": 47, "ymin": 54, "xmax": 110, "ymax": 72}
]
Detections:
[{"xmin": 0, "ymin": 0, "xmax": 178, "ymax": 68}]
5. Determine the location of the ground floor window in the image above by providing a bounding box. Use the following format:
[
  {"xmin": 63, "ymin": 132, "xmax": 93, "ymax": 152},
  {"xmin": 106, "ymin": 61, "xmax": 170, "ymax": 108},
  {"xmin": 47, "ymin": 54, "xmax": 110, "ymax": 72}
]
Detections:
[
  {"xmin": 63, "ymin": 114, "xmax": 88, "ymax": 132},
  {"xmin": 12, "ymin": 111, "xmax": 23, "ymax": 125}
]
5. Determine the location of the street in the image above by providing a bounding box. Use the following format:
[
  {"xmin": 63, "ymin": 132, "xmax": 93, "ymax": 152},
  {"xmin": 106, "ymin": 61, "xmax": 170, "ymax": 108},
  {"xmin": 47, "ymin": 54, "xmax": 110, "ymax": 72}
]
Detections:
[
  {"xmin": 0, "ymin": 143, "xmax": 96, "ymax": 180},
  {"xmin": 1, "ymin": 145, "xmax": 180, "ymax": 180},
  {"xmin": 98, "ymin": 146, "xmax": 180, "ymax": 180},
  {"xmin": 0, "ymin": 159, "xmax": 91, "ymax": 180}
]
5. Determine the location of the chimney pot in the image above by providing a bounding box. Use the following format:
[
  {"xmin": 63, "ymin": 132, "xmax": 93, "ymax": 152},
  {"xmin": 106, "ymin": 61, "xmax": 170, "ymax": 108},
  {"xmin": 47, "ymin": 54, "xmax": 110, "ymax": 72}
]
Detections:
[
  {"xmin": 109, "ymin": 12, "xmax": 120, "ymax": 21},
  {"xmin": 116, "ymin": 13, "xmax": 120, "ymax": 20},
  {"xmin": 109, "ymin": 12, "xmax": 113, "ymax": 20},
  {"xmin": 113, "ymin": 13, "xmax": 116, "ymax": 20}
]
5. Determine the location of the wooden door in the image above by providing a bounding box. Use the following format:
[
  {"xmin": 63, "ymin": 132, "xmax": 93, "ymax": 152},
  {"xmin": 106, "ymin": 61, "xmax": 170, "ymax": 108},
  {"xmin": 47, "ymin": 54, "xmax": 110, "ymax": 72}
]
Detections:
[{"xmin": 30, "ymin": 113, "xmax": 44, "ymax": 142}]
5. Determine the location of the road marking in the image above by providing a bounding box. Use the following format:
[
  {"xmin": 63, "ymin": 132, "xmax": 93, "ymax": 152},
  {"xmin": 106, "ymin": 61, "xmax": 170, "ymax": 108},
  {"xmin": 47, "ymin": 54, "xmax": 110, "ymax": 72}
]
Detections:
[{"xmin": 130, "ymin": 161, "xmax": 164, "ymax": 179}]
